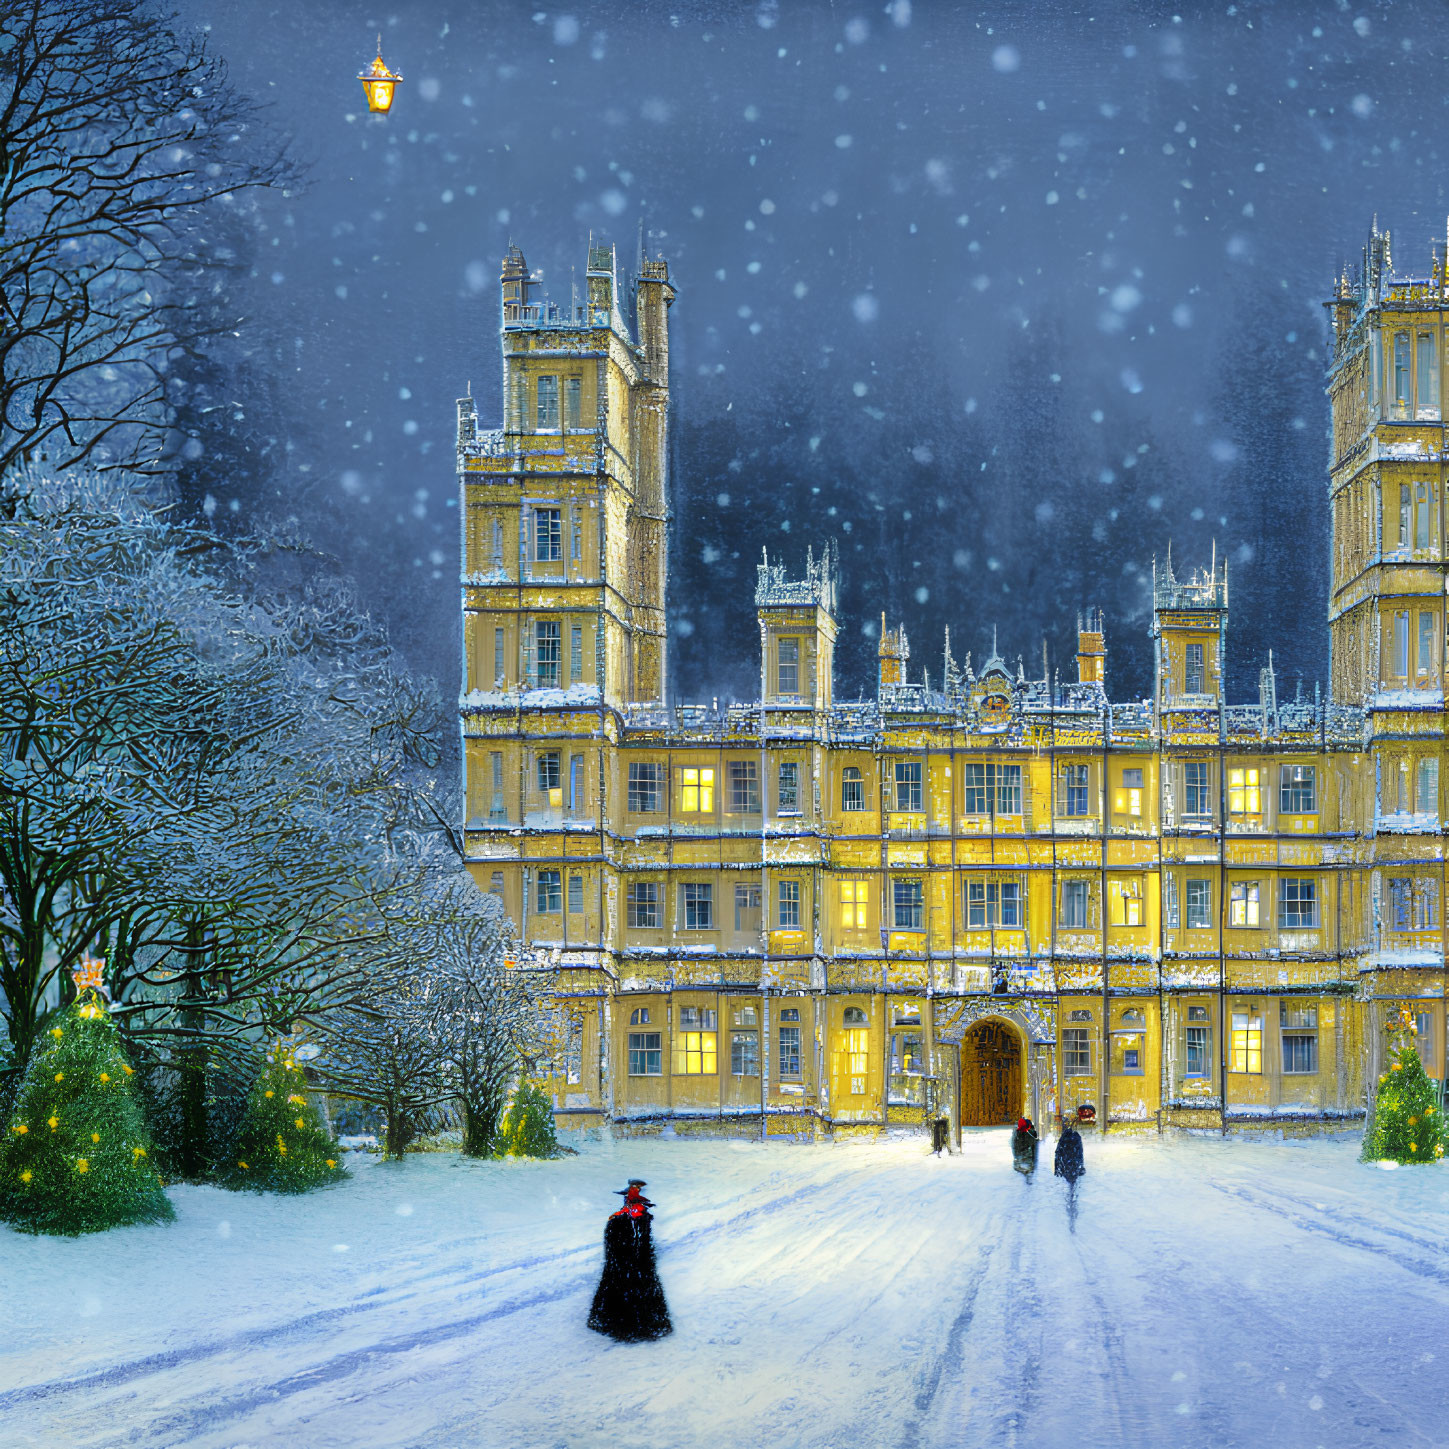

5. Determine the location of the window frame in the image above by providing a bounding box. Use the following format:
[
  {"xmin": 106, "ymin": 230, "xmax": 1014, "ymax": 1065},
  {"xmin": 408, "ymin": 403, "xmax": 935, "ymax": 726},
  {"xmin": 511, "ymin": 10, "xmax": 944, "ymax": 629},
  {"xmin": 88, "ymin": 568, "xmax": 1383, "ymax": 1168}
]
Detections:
[
  {"xmin": 535, "ymin": 869, "xmax": 562, "ymax": 915},
  {"xmin": 534, "ymin": 619, "xmax": 561, "ymax": 687},
  {"xmin": 841, "ymin": 765, "xmax": 865, "ymax": 812},
  {"xmin": 678, "ymin": 766, "xmax": 715, "ymax": 814},
  {"xmin": 1278, "ymin": 765, "xmax": 1317, "ymax": 816},
  {"xmin": 894, "ymin": 761, "xmax": 923, "ymax": 812},
  {"xmin": 776, "ymin": 878, "xmax": 802, "ymax": 929},
  {"xmin": 892, "ymin": 877, "xmax": 924, "ymax": 931},
  {"xmin": 627, "ymin": 881, "xmax": 660, "ymax": 929},
  {"xmin": 1278, "ymin": 878, "xmax": 1319, "ymax": 930},
  {"xmin": 628, "ymin": 1031, "xmax": 662, "ymax": 1076},
  {"xmin": 534, "ymin": 506, "xmax": 562, "ymax": 561},
  {"xmin": 682, "ymin": 881, "xmax": 714, "ymax": 931},
  {"xmin": 627, "ymin": 761, "xmax": 663, "ymax": 813},
  {"xmin": 776, "ymin": 636, "xmax": 801, "ymax": 696}
]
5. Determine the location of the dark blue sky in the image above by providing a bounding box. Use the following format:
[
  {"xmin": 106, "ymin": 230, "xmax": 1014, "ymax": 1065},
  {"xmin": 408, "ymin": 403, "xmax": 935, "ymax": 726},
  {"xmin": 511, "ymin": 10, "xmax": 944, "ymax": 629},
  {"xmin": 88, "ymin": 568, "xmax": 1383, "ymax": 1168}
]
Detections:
[{"xmin": 183, "ymin": 0, "xmax": 1445, "ymax": 703}]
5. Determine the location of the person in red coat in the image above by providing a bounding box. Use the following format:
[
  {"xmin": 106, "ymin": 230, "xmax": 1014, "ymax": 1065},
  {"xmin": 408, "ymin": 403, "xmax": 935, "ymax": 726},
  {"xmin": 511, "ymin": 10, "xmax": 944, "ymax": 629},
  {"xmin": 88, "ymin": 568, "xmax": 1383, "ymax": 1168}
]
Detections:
[{"xmin": 587, "ymin": 1179, "xmax": 673, "ymax": 1342}]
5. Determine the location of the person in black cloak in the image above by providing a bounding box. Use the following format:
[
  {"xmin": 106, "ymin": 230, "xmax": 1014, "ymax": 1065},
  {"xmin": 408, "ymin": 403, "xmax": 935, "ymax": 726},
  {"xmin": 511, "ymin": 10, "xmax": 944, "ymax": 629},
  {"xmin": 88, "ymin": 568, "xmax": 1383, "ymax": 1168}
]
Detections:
[
  {"xmin": 1010, "ymin": 1116, "xmax": 1039, "ymax": 1176},
  {"xmin": 587, "ymin": 1179, "xmax": 673, "ymax": 1343},
  {"xmin": 1054, "ymin": 1115, "xmax": 1086, "ymax": 1183}
]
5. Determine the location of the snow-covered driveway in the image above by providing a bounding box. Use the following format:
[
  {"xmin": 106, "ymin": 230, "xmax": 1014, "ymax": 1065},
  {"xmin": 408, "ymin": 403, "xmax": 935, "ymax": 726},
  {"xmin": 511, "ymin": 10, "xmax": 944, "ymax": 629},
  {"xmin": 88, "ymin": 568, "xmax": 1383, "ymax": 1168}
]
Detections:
[{"xmin": 3, "ymin": 1132, "xmax": 1448, "ymax": 1449}]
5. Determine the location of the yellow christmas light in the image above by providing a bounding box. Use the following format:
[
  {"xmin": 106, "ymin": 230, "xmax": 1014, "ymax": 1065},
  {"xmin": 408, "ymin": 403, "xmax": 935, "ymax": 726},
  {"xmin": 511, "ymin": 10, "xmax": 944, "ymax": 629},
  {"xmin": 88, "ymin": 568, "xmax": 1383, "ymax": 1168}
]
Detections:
[
  {"xmin": 238, "ymin": 1160, "xmax": 249, "ymax": 1170},
  {"xmin": 265, "ymin": 1090, "xmax": 274, "ymax": 1098},
  {"xmin": 122, "ymin": 1065, "xmax": 133, "ymax": 1076},
  {"xmin": 133, "ymin": 1147, "xmax": 146, "ymax": 1159},
  {"xmin": 91, "ymin": 1132, "xmax": 100, "ymax": 1144},
  {"xmin": 326, "ymin": 1159, "xmax": 336, "ymax": 1169},
  {"xmin": 20, "ymin": 1170, "xmax": 32, "ymax": 1183},
  {"xmin": 76, "ymin": 1158, "xmax": 89, "ymax": 1173},
  {"xmin": 12, "ymin": 1124, "xmax": 26, "ymax": 1135},
  {"xmin": 100, "ymin": 1073, "xmax": 110, "ymax": 1083},
  {"xmin": 51, "ymin": 1027, "xmax": 63, "ymax": 1040},
  {"xmin": 47, "ymin": 1116, "xmax": 58, "ymax": 1130},
  {"xmin": 53, "ymin": 1072, "xmax": 63, "ymax": 1082},
  {"xmin": 294, "ymin": 1117, "xmax": 304, "ymax": 1129}
]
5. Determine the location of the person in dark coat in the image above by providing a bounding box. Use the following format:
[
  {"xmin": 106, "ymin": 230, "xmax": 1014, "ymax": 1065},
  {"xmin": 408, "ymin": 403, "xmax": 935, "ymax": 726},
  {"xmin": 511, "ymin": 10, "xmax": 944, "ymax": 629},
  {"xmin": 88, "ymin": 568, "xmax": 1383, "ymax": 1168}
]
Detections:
[
  {"xmin": 587, "ymin": 1179, "xmax": 673, "ymax": 1342},
  {"xmin": 1054, "ymin": 1116, "xmax": 1086, "ymax": 1183},
  {"xmin": 1010, "ymin": 1116, "xmax": 1039, "ymax": 1176}
]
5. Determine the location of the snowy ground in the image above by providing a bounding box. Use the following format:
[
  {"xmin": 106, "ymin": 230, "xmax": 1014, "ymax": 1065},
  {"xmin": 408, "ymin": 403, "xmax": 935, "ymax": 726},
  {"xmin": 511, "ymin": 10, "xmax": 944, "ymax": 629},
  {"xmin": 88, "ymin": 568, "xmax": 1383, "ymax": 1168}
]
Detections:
[{"xmin": 3, "ymin": 1131, "xmax": 1448, "ymax": 1449}]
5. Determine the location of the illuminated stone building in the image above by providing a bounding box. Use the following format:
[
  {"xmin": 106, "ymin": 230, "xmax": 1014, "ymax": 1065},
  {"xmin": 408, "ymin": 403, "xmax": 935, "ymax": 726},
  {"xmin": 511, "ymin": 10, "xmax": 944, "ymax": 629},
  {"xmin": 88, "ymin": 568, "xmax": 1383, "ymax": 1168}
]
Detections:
[{"xmin": 458, "ymin": 225, "xmax": 1446, "ymax": 1140}]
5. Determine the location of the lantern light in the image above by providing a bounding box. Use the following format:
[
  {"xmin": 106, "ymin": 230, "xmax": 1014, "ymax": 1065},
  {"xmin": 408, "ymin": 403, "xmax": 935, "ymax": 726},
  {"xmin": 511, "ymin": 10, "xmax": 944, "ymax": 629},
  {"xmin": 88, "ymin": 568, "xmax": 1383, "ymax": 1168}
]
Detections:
[{"xmin": 358, "ymin": 35, "xmax": 403, "ymax": 114}]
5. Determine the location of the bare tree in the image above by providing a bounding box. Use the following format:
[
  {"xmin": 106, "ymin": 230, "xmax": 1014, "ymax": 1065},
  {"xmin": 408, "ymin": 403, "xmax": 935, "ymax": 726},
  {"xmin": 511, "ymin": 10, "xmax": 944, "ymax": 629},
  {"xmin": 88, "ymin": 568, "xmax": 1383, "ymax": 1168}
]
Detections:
[{"xmin": 0, "ymin": 0, "xmax": 292, "ymax": 480}]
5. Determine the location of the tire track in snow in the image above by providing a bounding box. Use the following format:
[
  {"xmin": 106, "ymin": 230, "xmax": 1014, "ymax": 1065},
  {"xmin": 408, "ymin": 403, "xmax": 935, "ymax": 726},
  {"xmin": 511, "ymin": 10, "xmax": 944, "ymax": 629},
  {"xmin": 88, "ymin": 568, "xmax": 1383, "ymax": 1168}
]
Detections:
[
  {"xmin": 0, "ymin": 1172, "xmax": 838, "ymax": 1426},
  {"xmin": 1206, "ymin": 1179, "xmax": 1449, "ymax": 1290}
]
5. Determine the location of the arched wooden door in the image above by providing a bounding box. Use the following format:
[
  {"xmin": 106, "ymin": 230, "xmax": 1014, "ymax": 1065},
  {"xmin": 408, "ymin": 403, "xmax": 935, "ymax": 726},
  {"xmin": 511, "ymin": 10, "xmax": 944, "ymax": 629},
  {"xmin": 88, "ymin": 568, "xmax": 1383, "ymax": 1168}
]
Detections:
[{"xmin": 960, "ymin": 1020, "xmax": 1022, "ymax": 1126}]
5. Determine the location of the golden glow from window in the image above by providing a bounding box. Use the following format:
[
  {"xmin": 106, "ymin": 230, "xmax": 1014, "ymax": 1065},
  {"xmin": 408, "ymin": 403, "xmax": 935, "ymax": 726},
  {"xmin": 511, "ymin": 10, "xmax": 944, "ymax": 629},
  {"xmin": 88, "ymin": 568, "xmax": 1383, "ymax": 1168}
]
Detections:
[
  {"xmin": 673, "ymin": 1030, "xmax": 717, "ymax": 1075},
  {"xmin": 839, "ymin": 879, "xmax": 869, "ymax": 930},
  {"xmin": 679, "ymin": 767, "xmax": 714, "ymax": 812},
  {"xmin": 1228, "ymin": 767, "xmax": 1262, "ymax": 815},
  {"xmin": 1231, "ymin": 1013, "xmax": 1262, "ymax": 1073}
]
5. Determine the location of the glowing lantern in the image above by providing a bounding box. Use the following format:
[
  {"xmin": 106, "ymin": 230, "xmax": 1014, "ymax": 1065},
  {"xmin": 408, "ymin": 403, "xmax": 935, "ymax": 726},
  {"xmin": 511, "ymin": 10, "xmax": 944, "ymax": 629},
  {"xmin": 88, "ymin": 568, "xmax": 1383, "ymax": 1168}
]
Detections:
[
  {"xmin": 72, "ymin": 955, "xmax": 105, "ymax": 993},
  {"xmin": 358, "ymin": 36, "xmax": 403, "ymax": 114}
]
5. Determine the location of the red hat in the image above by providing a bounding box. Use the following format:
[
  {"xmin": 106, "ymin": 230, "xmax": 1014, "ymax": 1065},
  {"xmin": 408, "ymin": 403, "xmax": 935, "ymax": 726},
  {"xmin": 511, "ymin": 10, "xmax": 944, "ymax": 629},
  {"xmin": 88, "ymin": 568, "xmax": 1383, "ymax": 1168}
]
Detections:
[{"xmin": 1016, "ymin": 1117, "xmax": 1031, "ymax": 1131}]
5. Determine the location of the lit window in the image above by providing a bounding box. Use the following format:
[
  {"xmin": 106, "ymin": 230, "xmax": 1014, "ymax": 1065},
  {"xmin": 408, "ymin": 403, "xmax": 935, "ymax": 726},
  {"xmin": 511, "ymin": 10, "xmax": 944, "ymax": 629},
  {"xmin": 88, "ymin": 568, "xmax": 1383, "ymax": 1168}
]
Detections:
[
  {"xmin": 777, "ymin": 637, "xmax": 800, "ymax": 695},
  {"xmin": 627, "ymin": 882, "xmax": 659, "ymax": 929},
  {"xmin": 1229, "ymin": 881, "xmax": 1261, "ymax": 928},
  {"xmin": 1231, "ymin": 1011, "xmax": 1263, "ymax": 1074},
  {"xmin": 1228, "ymin": 767, "xmax": 1262, "ymax": 816},
  {"xmin": 1108, "ymin": 876, "xmax": 1144, "ymax": 926},
  {"xmin": 679, "ymin": 767, "xmax": 715, "ymax": 813},
  {"xmin": 888, "ymin": 1032, "xmax": 925, "ymax": 1104},
  {"xmin": 841, "ymin": 766, "xmax": 865, "ymax": 812},
  {"xmin": 1114, "ymin": 767, "xmax": 1144, "ymax": 816},
  {"xmin": 673, "ymin": 1006, "xmax": 718, "ymax": 1075},
  {"xmin": 895, "ymin": 761, "xmax": 922, "ymax": 812},
  {"xmin": 534, "ymin": 507, "xmax": 562, "ymax": 561},
  {"xmin": 839, "ymin": 880, "xmax": 870, "ymax": 931}
]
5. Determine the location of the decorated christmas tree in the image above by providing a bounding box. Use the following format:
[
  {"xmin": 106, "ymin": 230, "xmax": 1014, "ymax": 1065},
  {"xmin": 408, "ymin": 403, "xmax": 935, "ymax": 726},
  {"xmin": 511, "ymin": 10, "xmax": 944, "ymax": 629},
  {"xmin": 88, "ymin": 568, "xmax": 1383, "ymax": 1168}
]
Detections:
[
  {"xmin": 221, "ymin": 1039, "xmax": 348, "ymax": 1193},
  {"xmin": 500, "ymin": 1080, "xmax": 560, "ymax": 1159},
  {"xmin": 1364, "ymin": 1006, "xmax": 1449, "ymax": 1165},
  {"xmin": 0, "ymin": 985, "xmax": 173, "ymax": 1235}
]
